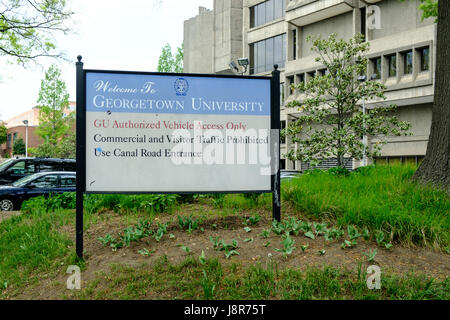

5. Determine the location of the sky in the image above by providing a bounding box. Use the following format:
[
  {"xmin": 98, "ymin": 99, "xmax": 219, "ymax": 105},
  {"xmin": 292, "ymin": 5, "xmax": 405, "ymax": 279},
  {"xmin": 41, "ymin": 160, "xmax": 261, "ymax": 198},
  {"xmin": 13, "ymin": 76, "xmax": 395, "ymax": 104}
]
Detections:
[{"xmin": 0, "ymin": 0, "xmax": 213, "ymax": 121}]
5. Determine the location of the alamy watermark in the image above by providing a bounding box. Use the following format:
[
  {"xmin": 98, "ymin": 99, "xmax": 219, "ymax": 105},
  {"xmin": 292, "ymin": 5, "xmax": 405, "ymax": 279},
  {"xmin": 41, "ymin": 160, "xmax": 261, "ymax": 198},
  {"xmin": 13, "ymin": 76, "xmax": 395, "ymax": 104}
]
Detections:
[
  {"xmin": 66, "ymin": 265, "xmax": 81, "ymax": 290},
  {"xmin": 366, "ymin": 265, "xmax": 381, "ymax": 290},
  {"xmin": 367, "ymin": 5, "xmax": 382, "ymax": 30},
  {"xmin": 168, "ymin": 121, "xmax": 279, "ymax": 176}
]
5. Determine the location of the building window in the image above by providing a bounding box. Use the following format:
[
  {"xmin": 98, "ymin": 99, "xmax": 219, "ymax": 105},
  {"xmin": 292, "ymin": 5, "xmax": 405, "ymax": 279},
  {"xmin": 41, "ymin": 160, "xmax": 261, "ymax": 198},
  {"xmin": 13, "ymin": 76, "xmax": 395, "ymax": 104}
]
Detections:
[
  {"xmin": 13, "ymin": 132, "xmax": 18, "ymax": 142},
  {"xmin": 360, "ymin": 7, "xmax": 366, "ymax": 41},
  {"xmin": 387, "ymin": 54, "xmax": 397, "ymax": 77},
  {"xmin": 318, "ymin": 69, "xmax": 327, "ymax": 77},
  {"xmin": 372, "ymin": 57, "xmax": 381, "ymax": 79},
  {"xmin": 403, "ymin": 50, "xmax": 413, "ymax": 74},
  {"xmin": 280, "ymin": 82, "xmax": 285, "ymax": 105},
  {"xmin": 280, "ymin": 120, "xmax": 286, "ymax": 144},
  {"xmin": 296, "ymin": 73, "xmax": 305, "ymax": 86},
  {"xmin": 280, "ymin": 159, "xmax": 286, "ymax": 170},
  {"xmin": 307, "ymin": 71, "xmax": 315, "ymax": 81},
  {"xmin": 292, "ymin": 29, "xmax": 297, "ymax": 60},
  {"xmin": 286, "ymin": 76, "xmax": 294, "ymax": 95},
  {"xmin": 250, "ymin": 0, "xmax": 285, "ymax": 28},
  {"xmin": 418, "ymin": 47, "xmax": 430, "ymax": 71},
  {"xmin": 374, "ymin": 156, "xmax": 425, "ymax": 166},
  {"xmin": 250, "ymin": 33, "xmax": 286, "ymax": 74}
]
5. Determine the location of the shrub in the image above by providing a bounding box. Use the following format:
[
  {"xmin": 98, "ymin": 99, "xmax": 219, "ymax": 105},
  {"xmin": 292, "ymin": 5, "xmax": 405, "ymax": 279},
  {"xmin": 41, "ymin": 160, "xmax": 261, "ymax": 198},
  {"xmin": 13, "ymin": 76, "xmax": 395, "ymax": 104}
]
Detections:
[{"xmin": 21, "ymin": 193, "xmax": 179, "ymax": 215}]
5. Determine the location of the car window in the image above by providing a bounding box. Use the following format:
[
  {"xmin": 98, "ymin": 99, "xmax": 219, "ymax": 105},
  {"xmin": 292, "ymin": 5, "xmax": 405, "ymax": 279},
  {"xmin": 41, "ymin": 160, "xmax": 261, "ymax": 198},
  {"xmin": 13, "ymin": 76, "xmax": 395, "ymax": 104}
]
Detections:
[
  {"xmin": 62, "ymin": 162, "xmax": 76, "ymax": 171},
  {"xmin": 28, "ymin": 175, "xmax": 59, "ymax": 188},
  {"xmin": 38, "ymin": 161, "xmax": 59, "ymax": 172},
  {"xmin": 12, "ymin": 173, "xmax": 39, "ymax": 187},
  {"xmin": 0, "ymin": 159, "xmax": 14, "ymax": 172},
  {"xmin": 60, "ymin": 175, "xmax": 76, "ymax": 187},
  {"xmin": 7, "ymin": 160, "xmax": 35, "ymax": 174}
]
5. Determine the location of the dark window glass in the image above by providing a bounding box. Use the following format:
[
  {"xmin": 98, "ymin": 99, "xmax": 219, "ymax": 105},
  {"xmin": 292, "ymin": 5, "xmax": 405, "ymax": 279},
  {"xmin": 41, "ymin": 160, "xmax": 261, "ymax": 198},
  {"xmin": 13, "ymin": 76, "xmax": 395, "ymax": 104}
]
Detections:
[
  {"xmin": 250, "ymin": 33, "xmax": 286, "ymax": 74},
  {"xmin": 39, "ymin": 161, "xmax": 59, "ymax": 172},
  {"xmin": 274, "ymin": 0, "xmax": 284, "ymax": 19},
  {"xmin": 250, "ymin": 6, "xmax": 255, "ymax": 28},
  {"xmin": 280, "ymin": 82, "xmax": 285, "ymax": 105},
  {"xmin": 286, "ymin": 76, "xmax": 294, "ymax": 95},
  {"xmin": 60, "ymin": 175, "xmax": 76, "ymax": 187},
  {"xmin": 292, "ymin": 29, "xmax": 297, "ymax": 60},
  {"xmin": 274, "ymin": 35, "xmax": 283, "ymax": 66},
  {"xmin": 404, "ymin": 51, "xmax": 413, "ymax": 74},
  {"xmin": 257, "ymin": 41, "xmax": 265, "ymax": 73},
  {"xmin": 29, "ymin": 175, "xmax": 58, "ymax": 188},
  {"xmin": 307, "ymin": 71, "xmax": 315, "ymax": 80},
  {"xmin": 8, "ymin": 161, "xmax": 25, "ymax": 174},
  {"xmin": 297, "ymin": 73, "xmax": 305, "ymax": 85},
  {"xmin": 265, "ymin": 0, "xmax": 274, "ymax": 22},
  {"xmin": 251, "ymin": 0, "xmax": 284, "ymax": 28},
  {"xmin": 280, "ymin": 159, "xmax": 286, "ymax": 170},
  {"xmin": 360, "ymin": 7, "xmax": 366, "ymax": 41},
  {"xmin": 265, "ymin": 37, "xmax": 274, "ymax": 72},
  {"xmin": 388, "ymin": 55, "xmax": 397, "ymax": 77},
  {"xmin": 280, "ymin": 120, "xmax": 286, "ymax": 144},
  {"xmin": 257, "ymin": 2, "xmax": 265, "ymax": 27},
  {"xmin": 8, "ymin": 160, "xmax": 35, "ymax": 174},
  {"xmin": 62, "ymin": 162, "xmax": 76, "ymax": 171},
  {"xmin": 318, "ymin": 69, "xmax": 326, "ymax": 76},
  {"xmin": 249, "ymin": 44, "xmax": 255, "ymax": 74},
  {"xmin": 420, "ymin": 47, "xmax": 429, "ymax": 71},
  {"xmin": 372, "ymin": 57, "xmax": 381, "ymax": 79}
]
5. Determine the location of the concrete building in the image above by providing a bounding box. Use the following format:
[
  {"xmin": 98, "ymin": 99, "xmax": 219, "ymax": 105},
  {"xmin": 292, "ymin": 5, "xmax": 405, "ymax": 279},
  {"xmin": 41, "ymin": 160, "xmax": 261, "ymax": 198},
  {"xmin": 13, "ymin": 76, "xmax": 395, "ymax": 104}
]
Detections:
[{"xmin": 184, "ymin": 0, "xmax": 436, "ymax": 170}]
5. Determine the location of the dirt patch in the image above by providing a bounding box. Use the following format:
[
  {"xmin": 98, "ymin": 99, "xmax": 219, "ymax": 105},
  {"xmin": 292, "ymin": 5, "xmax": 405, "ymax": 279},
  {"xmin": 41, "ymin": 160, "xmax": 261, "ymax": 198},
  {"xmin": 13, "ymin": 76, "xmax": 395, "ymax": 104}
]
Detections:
[
  {"xmin": 13, "ymin": 206, "xmax": 450, "ymax": 300},
  {"xmin": 0, "ymin": 211, "xmax": 21, "ymax": 223}
]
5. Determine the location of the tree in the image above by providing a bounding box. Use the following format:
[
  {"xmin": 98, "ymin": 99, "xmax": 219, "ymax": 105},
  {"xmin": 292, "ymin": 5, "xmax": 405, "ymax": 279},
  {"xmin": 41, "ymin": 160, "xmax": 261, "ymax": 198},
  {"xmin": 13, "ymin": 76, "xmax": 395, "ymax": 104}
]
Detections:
[
  {"xmin": 283, "ymin": 34, "xmax": 411, "ymax": 168},
  {"xmin": 12, "ymin": 137, "xmax": 25, "ymax": 155},
  {"xmin": 35, "ymin": 64, "xmax": 74, "ymax": 157},
  {"xmin": 0, "ymin": 0, "xmax": 73, "ymax": 65},
  {"xmin": 157, "ymin": 43, "xmax": 183, "ymax": 73},
  {"xmin": 0, "ymin": 123, "xmax": 6, "ymax": 144},
  {"xmin": 412, "ymin": 0, "xmax": 450, "ymax": 190},
  {"xmin": 58, "ymin": 130, "xmax": 75, "ymax": 159}
]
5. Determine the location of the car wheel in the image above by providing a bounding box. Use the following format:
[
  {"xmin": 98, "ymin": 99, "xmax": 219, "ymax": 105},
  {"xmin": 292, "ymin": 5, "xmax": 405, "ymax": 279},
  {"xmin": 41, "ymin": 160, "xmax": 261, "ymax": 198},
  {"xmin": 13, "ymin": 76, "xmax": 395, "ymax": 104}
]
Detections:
[{"xmin": 0, "ymin": 198, "xmax": 14, "ymax": 211}]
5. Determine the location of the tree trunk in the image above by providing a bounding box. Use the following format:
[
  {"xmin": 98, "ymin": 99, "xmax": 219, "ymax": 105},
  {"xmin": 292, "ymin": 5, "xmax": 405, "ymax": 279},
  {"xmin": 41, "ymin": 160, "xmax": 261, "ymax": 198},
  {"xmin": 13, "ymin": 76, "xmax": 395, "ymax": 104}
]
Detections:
[{"xmin": 413, "ymin": 0, "xmax": 450, "ymax": 192}]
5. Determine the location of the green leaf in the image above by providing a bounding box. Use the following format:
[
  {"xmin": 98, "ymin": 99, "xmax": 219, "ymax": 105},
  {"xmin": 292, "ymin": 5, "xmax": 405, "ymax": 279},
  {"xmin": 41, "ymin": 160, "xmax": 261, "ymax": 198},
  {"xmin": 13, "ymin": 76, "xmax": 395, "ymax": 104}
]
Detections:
[
  {"xmin": 304, "ymin": 231, "xmax": 315, "ymax": 239},
  {"xmin": 199, "ymin": 250, "xmax": 206, "ymax": 265}
]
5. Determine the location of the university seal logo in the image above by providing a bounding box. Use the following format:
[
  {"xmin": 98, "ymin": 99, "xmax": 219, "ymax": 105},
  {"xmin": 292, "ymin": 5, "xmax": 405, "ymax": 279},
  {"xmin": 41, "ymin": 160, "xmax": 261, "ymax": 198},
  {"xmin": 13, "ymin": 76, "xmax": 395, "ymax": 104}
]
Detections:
[{"xmin": 174, "ymin": 78, "xmax": 189, "ymax": 96}]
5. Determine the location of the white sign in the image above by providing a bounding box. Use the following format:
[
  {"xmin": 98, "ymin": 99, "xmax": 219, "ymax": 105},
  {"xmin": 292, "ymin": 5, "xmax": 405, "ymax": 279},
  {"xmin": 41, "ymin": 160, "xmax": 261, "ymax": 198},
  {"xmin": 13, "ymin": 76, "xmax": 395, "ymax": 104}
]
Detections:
[{"xmin": 84, "ymin": 72, "xmax": 272, "ymax": 193}]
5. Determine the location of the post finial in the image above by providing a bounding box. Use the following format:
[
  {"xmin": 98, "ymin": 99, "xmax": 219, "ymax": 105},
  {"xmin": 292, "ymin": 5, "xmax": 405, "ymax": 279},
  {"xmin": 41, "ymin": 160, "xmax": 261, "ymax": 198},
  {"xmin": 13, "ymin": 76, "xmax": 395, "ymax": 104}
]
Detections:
[
  {"xmin": 77, "ymin": 55, "xmax": 82, "ymax": 62},
  {"xmin": 274, "ymin": 64, "xmax": 279, "ymax": 71}
]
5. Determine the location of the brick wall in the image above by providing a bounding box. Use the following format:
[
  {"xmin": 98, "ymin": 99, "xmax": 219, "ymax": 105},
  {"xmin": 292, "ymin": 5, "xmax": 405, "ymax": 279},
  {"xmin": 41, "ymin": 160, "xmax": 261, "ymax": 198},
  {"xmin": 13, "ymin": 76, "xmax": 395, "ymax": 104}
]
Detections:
[{"xmin": 0, "ymin": 126, "xmax": 43, "ymax": 157}]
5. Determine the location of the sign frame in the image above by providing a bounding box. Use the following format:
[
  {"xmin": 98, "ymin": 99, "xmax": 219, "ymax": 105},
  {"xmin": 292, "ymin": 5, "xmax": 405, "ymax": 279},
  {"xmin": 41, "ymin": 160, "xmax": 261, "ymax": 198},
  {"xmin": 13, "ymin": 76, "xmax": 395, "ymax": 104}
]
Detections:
[{"xmin": 75, "ymin": 56, "xmax": 281, "ymax": 258}]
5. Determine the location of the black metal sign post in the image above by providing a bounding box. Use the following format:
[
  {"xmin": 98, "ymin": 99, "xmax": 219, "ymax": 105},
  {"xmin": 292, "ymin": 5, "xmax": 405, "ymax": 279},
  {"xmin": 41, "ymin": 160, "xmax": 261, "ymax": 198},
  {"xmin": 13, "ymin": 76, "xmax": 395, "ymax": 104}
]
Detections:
[
  {"xmin": 76, "ymin": 56, "xmax": 86, "ymax": 259},
  {"xmin": 271, "ymin": 65, "xmax": 281, "ymax": 222}
]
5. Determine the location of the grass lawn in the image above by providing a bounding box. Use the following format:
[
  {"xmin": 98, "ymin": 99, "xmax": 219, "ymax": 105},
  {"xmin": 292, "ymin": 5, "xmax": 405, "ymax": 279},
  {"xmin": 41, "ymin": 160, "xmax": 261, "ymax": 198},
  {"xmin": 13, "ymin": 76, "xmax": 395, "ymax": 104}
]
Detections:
[
  {"xmin": 283, "ymin": 165, "xmax": 449, "ymax": 249},
  {"xmin": 0, "ymin": 165, "xmax": 448, "ymax": 299}
]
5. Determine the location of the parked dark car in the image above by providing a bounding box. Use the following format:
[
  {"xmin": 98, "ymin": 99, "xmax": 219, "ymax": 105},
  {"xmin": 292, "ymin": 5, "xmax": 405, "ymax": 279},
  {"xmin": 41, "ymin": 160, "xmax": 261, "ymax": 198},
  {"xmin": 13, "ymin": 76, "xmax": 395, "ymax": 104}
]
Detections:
[
  {"xmin": 0, "ymin": 158, "xmax": 75, "ymax": 185},
  {"xmin": 0, "ymin": 171, "xmax": 76, "ymax": 211}
]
